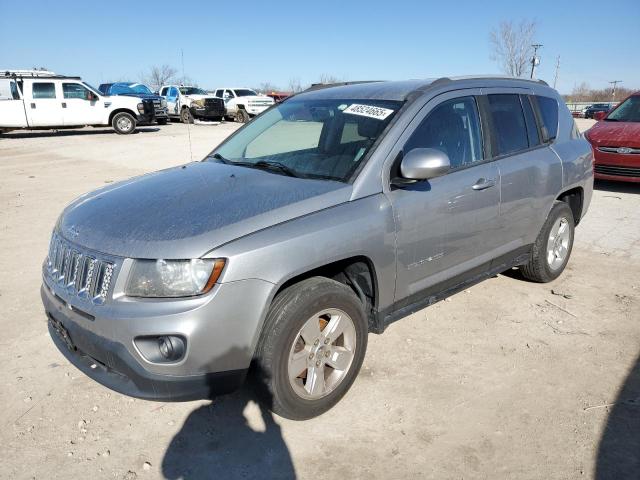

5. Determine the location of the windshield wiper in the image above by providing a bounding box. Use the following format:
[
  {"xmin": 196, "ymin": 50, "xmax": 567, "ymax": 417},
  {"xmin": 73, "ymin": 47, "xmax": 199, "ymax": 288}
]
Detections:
[
  {"xmin": 211, "ymin": 154, "xmax": 303, "ymax": 178},
  {"xmin": 211, "ymin": 153, "xmax": 232, "ymax": 163},
  {"xmin": 604, "ymin": 118, "xmax": 618, "ymax": 121},
  {"xmin": 253, "ymin": 160, "xmax": 303, "ymax": 178}
]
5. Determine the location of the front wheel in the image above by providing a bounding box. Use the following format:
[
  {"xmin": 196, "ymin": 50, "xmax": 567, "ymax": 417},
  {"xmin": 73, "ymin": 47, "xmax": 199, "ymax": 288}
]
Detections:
[
  {"xmin": 181, "ymin": 108, "xmax": 194, "ymax": 124},
  {"xmin": 253, "ymin": 277, "xmax": 368, "ymax": 420},
  {"xmin": 521, "ymin": 201, "xmax": 575, "ymax": 283},
  {"xmin": 236, "ymin": 108, "xmax": 249, "ymax": 123},
  {"xmin": 111, "ymin": 112, "xmax": 136, "ymax": 134}
]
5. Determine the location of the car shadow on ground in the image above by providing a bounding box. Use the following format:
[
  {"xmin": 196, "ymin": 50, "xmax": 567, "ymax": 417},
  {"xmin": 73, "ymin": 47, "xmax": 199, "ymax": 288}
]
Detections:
[
  {"xmin": 595, "ymin": 353, "xmax": 640, "ymax": 479},
  {"xmin": 594, "ymin": 179, "xmax": 640, "ymax": 195},
  {"xmin": 162, "ymin": 363, "xmax": 296, "ymax": 480},
  {"xmin": 1, "ymin": 127, "xmax": 160, "ymax": 139}
]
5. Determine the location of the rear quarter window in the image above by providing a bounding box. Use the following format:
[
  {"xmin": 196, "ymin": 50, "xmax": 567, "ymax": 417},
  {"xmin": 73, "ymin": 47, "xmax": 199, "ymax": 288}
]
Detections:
[{"xmin": 536, "ymin": 96, "xmax": 559, "ymax": 141}]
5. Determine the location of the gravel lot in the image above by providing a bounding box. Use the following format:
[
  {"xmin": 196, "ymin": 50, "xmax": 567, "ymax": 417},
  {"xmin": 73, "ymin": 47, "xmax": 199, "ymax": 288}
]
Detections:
[{"xmin": 1, "ymin": 118, "xmax": 638, "ymax": 480}]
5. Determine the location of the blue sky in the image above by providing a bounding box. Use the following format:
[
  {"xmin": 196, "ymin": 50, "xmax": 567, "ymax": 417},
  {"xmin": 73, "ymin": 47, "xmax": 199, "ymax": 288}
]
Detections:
[{"xmin": 1, "ymin": 0, "xmax": 638, "ymax": 94}]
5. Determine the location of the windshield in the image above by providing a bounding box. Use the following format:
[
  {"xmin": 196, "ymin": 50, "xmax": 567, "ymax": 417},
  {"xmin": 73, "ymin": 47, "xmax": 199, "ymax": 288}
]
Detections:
[
  {"xmin": 110, "ymin": 83, "xmax": 153, "ymax": 95},
  {"xmin": 235, "ymin": 89, "xmax": 258, "ymax": 97},
  {"xmin": 82, "ymin": 82, "xmax": 101, "ymax": 95},
  {"xmin": 209, "ymin": 98, "xmax": 402, "ymax": 182},
  {"xmin": 606, "ymin": 96, "xmax": 640, "ymax": 122},
  {"xmin": 179, "ymin": 87, "xmax": 207, "ymax": 95}
]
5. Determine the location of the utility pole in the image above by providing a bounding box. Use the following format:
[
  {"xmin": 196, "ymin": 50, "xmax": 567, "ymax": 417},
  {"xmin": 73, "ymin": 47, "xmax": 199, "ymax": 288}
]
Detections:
[
  {"xmin": 530, "ymin": 44, "xmax": 543, "ymax": 79},
  {"xmin": 553, "ymin": 56, "xmax": 560, "ymax": 89},
  {"xmin": 609, "ymin": 80, "xmax": 622, "ymax": 102}
]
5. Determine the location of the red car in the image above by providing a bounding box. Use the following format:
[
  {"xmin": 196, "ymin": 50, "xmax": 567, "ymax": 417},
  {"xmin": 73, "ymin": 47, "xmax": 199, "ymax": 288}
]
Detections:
[{"xmin": 585, "ymin": 91, "xmax": 640, "ymax": 182}]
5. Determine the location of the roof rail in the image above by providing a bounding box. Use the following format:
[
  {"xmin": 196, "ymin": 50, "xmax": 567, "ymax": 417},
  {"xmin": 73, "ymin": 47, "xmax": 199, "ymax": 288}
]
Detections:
[
  {"xmin": 0, "ymin": 70, "xmax": 81, "ymax": 80},
  {"xmin": 303, "ymin": 80, "xmax": 382, "ymax": 93}
]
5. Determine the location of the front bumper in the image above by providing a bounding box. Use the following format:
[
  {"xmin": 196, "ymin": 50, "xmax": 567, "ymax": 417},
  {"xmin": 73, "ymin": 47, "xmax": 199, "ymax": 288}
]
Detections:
[
  {"xmin": 42, "ymin": 273, "xmax": 275, "ymax": 401},
  {"xmin": 594, "ymin": 150, "xmax": 640, "ymax": 183}
]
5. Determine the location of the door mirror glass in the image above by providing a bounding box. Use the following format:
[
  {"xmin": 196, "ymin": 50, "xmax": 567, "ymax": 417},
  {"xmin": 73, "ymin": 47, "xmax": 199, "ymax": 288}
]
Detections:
[{"xmin": 400, "ymin": 148, "xmax": 450, "ymax": 180}]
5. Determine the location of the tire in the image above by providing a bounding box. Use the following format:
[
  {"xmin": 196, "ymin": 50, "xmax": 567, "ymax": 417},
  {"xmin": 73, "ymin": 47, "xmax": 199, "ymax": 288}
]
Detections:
[
  {"xmin": 111, "ymin": 112, "xmax": 136, "ymax": 135},
  {"xmin": 180, "ymin": 108, "xmax": 194, "ymax": 124},
  {"xmin": 236, "ymin": 108, "xmax": 249, "ymax": 123},
  {"xmin": 252, "ymin": 277, "xmax": 368, "ymax": 420},
  {"xmin": 156, "ymin": 118, "xmax": 168, "ymax": 125},
  {"xmin": 521, "ymin": 201, "xmax": 575, "ymax": 283}
]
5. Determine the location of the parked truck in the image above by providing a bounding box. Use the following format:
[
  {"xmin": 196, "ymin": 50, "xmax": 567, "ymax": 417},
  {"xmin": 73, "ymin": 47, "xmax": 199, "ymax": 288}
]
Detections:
[
  {"xmin": 158, "ymin": 85, "xmax": 226, "ymax": 123},
  {"xmin": 0, "ymin": 71, "xmax": 156, "ymax": 135},
  {"xmin": 213, "ymin": 87, "xmax": 275, "ymax": 122}
]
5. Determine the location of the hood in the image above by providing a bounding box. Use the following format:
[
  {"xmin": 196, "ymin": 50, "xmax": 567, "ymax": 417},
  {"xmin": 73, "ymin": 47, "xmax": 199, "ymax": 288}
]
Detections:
[
  {"xmin": 586, "ymin": 121, "xmax": 640, "ymax": 148},
  {"xmin": 243, "ymin": 95, "xmax": 274, "ymax": 103},
  {"xmin": 59, "ymin": 161, "xmax": 351, "ymax": 259},
  {"xmin": 184, "ymin": 94, "xmax": 218, "ymax": 102},
  {"xmin": 108, "ymin": 92, "xmax": 162, "ymax": 101}
]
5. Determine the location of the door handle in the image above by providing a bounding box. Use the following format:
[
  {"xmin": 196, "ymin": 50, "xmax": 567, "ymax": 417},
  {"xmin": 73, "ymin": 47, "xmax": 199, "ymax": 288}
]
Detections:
[
  {"xmin": 472, "ymin": 178, "xmax": 496, "ymax": 190},
  {"xmin": 30, "ymin": 103, "xmax": 36, "ymax": 109},
  {"xmin": 61, "ymin": 102, "xmax": 67, "ymax": 108}
]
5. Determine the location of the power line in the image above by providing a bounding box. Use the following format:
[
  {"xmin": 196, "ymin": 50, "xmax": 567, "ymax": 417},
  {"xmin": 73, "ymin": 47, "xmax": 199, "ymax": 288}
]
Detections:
[
  {"xmin": 530, "ymin": 44, "xmax": 543, "ymax": 79},
  {"xmin": 553, "ymin": 56, "xmax": 560, "ymax": 89}
]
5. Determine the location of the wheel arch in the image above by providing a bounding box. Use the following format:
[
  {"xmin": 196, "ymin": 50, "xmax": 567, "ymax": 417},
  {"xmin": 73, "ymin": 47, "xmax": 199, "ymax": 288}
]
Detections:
[
  {"xmin": 556, "ymin": 186, "xmax": 584, "ymax": 225},
  {"xmin": 108, "ymin": 108, "xmax": 137, "ymax": 124},
  {"xmin": 269, "ymin": 256, "xmax": 380, "ymax": 333}
]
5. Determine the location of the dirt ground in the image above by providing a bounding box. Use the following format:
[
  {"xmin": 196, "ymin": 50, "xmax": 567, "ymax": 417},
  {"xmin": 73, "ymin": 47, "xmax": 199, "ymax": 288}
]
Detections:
[{"xmin": 0, "ymin": 119, "xmax": 638, "ymax": 480}]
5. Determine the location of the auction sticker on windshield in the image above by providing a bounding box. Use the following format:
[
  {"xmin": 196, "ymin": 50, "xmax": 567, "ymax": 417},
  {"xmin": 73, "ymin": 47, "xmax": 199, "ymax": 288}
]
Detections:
[{"xmin": 343, "ymin": 104, "xmax": 394, "ymax": 120}]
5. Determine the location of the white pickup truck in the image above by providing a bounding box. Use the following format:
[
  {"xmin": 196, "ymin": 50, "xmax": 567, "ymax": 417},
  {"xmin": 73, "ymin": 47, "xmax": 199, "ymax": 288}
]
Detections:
[
  {"xmin": 213, "ymin": 87, "xmax": 275, "ymax": 123},
  {"xmin": 0, "ymin": 72, "xmax": 156, "ymax": 135}
]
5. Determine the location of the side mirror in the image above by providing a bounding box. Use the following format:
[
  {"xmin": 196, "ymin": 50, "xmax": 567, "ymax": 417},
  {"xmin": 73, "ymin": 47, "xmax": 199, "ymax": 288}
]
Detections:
[
  {"xmin": 87, "ymin": 92, "xmax": 98, "ymax": 101},
  {"xmin": 593, "ymin": 111, "xmax": 607, "ymax": 121},
  {"xmin": 400, "ymin": 148, "xmax": 450, "ymax": 180}
]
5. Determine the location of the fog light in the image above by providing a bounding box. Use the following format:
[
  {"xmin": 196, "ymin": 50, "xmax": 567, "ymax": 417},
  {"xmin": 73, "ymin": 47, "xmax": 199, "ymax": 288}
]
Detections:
[
  {"xmin": 135, "ymin": 335, "xmax": 186, "ymax": 363},
  {"xmin": 158, "ymin": 335, "xmax": 185, "ymax": 361}
]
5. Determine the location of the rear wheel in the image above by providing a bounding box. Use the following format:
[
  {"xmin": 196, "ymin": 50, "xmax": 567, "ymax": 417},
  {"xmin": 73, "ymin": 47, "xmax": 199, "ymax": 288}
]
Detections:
[
  {"xmin": 180, "ymin": 108, "xmax": 194, "ymax": 124},
  {"xmin": 521, "ymin": 201, "xmax": 574, "ymax": 283},
  {"xmin": 111, "ymin": 112, "xmax": 136, "ymax": 134},
  {"xmin": 253, "ymin": 277, "xmax": 368, "ymax": 420}
]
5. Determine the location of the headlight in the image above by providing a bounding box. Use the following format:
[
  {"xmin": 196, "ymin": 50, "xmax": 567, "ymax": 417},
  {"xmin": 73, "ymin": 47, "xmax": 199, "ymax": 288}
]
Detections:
[
  {"xmin": 161, "ymin": 99, "xmax": 167, "ymax": 108},
  {"xmin": 137, "ymin": 102, "xmax": 145, "ymax": 113},
  {"xmin": 190, "ymin": 99, "xmax": 205, "ymax": 108},
  {"xmin": 125, "ymin": 258, "xmax": 225, "ymax": 298}
]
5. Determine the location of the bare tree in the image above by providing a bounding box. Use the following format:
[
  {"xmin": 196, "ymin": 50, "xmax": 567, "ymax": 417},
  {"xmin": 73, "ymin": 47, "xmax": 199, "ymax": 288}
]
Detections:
[
  {"xmin": 489, "ymin": 20, "xmax": 537, "ymax": 77},
  {"xmin": 288, "ymin": 77, "xmax": 304, "ymax": 93},
  {"xmin": 258, "ymin": 82, "xmax": 280, "ymax": 93},
  {"xmin": 318, "ymin": 73, "xmax": 341, "ymax": 84},
  {"xmin": 142, "ymin": 65, "xmax": 178, "ymax": 91}
]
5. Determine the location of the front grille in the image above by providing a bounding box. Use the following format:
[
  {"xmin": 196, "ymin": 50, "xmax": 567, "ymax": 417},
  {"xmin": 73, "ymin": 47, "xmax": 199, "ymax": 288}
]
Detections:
[
  {"xmin": 141, "ymin": 99, "xmax": 154, "ymax": 115},
  {"xmin": 595, "ymin": 164, "xmax": 640, "ymax": 178},
  {"xmin": 204, "ymin": 98, "xmax": 223, "ymax": 108},
  {"xmin": 46, "ymin": 233, "xmax": 115, "ymax": 305},
  {"xmin": 598, "ymin": 146, "xmax": 640, "ymax": 155}
]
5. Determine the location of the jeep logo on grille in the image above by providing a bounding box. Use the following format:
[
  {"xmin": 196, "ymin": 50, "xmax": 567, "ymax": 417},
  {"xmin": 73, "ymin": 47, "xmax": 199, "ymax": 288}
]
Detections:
[{"xmin": 617, "ymin": 147, "xmax": 632, "ymax": 154}]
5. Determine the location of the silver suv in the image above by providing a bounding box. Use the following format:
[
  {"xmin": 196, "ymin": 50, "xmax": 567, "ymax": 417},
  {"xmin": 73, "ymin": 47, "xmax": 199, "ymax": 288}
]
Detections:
[{"xmin": 42, "ymin": 77, "xmax": 593, "ymax": 419}]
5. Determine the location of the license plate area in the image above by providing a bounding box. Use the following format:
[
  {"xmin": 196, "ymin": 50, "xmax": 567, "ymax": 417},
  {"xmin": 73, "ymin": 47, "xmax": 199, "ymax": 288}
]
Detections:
[{"xmin": 49, "ymin": 314, "xmax": 76, "ymax": 351}]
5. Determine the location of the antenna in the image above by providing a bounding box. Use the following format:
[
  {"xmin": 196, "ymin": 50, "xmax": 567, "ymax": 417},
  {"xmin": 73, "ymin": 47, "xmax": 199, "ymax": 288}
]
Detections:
[{"xmin": 181, "ymin": 48, "xmax": 194, "ymax": 162}]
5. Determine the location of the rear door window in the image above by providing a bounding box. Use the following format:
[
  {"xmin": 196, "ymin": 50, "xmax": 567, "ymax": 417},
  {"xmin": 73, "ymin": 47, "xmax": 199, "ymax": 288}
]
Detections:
[
  {"xmin": 535, "ymin": 96, "xmax": 559, "ymax": 141},
  {"xmin": 32, "ymin": 82, "xmax": 56, "ymax": 99},
  {"xmin": 487, "ymin": 94, "xmax": 528, "ymax": 156}
]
